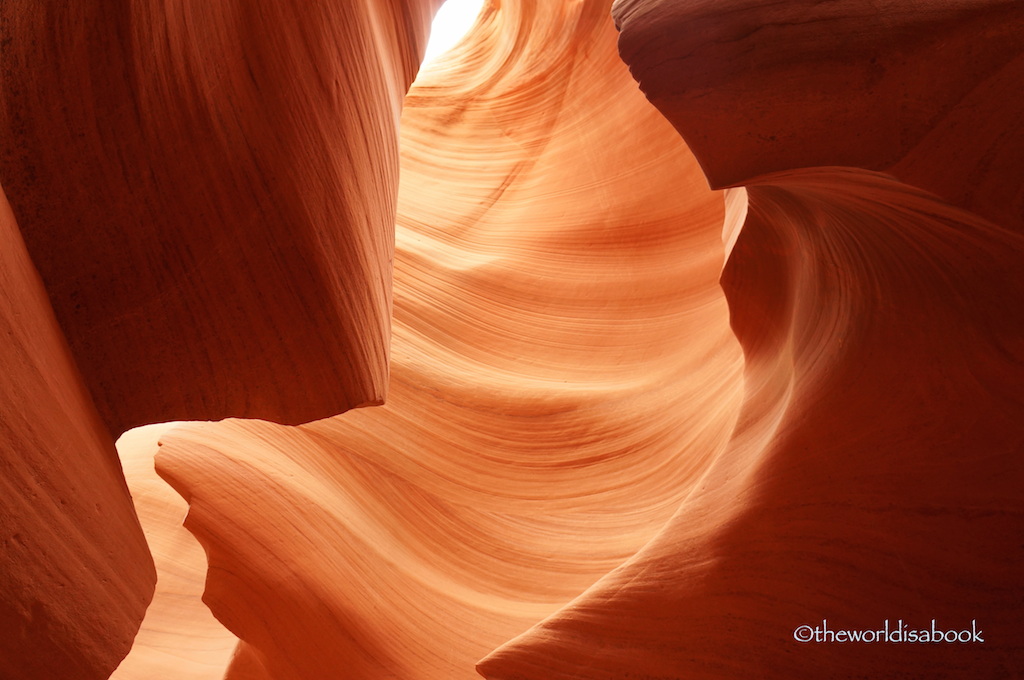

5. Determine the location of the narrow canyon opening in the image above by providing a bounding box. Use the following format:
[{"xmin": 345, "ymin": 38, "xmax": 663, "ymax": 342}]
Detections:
[{"xmin": 422, "ymin": 0, "xmax": 486, "ymax": 66}]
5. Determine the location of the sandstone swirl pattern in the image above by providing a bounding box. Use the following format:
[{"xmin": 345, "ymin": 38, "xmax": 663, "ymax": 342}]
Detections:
[
  {"xmin": 0, "ymin": 1, "xmax": 1021, "ymax": 679},
  {"xmin": 481, "ymin": 2, "xmax": 1024, "ymax": 678},
  {"xmin": 150, "ymin": 1, "xmax": 742, "ymax": 677},
  {"xmin": 0, "ymin": 1, "xmax": 436, "ymax": 677}
]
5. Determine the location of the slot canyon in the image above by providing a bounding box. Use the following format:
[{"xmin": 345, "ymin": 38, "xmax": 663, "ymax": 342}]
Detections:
[{"xmin": 0, "ymin": 1, "xmax": 1021, "ymax": 678}]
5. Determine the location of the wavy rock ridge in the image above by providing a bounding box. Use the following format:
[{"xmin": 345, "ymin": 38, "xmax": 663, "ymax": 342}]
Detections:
[
  {"xmin": 0, "ymin": 0, "xmax": 1021, "ymax": 679},
  {"xmin": 149, "ymin": 1, "xmax": 743, "ymax": 677},
  {"xmin": 480, "ymin": 1, "xmax": 1024, "ymax": 677}
]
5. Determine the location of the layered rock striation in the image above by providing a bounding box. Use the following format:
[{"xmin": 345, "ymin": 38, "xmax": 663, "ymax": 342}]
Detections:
[{"xmin": 0, "ymin": 1, "xmax": 1021, "ymax": 679}]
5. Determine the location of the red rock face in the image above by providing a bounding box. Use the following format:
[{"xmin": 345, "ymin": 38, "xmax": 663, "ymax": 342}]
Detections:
[
  {"xmin": 1, "ymin": 0, "xmax": 1022, "ymax": 679},
  {"xmin": 0, "ymin": 185, "xmax": 155, "ymax": 679},
  {"xmin": 612, "ymin": 0, "xmax": 1024, "ymax": 229},
  {"xmin": 479, "ymin": 2, "xmax": 1024, "ymax": 678},
  {"xmin": 149, "ymin": 3, "xmax": 743, "ymax": 677},
  {"xmin": 480, "ymin": 169, "xmax": 1024, "ymax": 679},
  {"xmin": 0, "ymin": 0, "xmax": 439, "ymax": 434},
  {"xmin": 0, "ymin": 1, "xmax": 437, "ymax": 677}
]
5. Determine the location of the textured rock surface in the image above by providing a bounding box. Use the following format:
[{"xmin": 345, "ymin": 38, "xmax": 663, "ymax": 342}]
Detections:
[
  {"xmin": 1, "ymin": 0, "xmax": 1021, "ymax": 678},
  {"xmin": 0, "ymin": 185, "xmax": 155, "ymax": 679},
  {"xmin": 112, "ymin": 424, "xmax": 239, "ymax": 680},
  {"xmin": 612, "ymin": 0, "xmax": 1024, "ymax": 229},
  {"xmin": 152, "ymin": 1, "xmax": 742, "ymax": 677},
  {"xmin": 480, "ymin": 168, "xmax": 1024, "ymax": 679},
  {"xmin": 0, "ymin": 1, "xmax": 437, "ymax": 677},
  {"xmin": 0, "ymin": 0, "xmax": 439, "ymax": 434},
  {"xmin": 479, "ymin": 1, "xmax": 1024, "ymax": 678}
]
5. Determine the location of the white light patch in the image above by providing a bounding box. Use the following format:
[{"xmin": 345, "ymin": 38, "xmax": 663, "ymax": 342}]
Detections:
[{"xmin": 422, "ymin": 0, "xmax": 486, "ymax": 64}]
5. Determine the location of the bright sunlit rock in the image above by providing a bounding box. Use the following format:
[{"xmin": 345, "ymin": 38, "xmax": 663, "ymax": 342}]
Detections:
[{"xmin": 422, "ymin": 0, "xmax": 485, "ymax": 64}]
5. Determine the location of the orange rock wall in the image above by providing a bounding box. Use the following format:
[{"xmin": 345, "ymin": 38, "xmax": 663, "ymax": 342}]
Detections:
[
  {"xmin": 480, "ymin": 169, "xmax": 1024, "ymax": 679},
  {"xmin": 0, "ymin": 185, "xmax": 155, "ymax": 679},
  {"xmin": 0, "ymin": 1, "xmax": 438, "ymax": 677},
  {"xmin": 112, "ymin": 424, "xmax": 239, "ymax": 680},
  {"xmin": 479, "ymin": 2, "xmax": 1024, "ymax": 678},
  {"xmin": 0, "ymin": 0, "xmax": 439, "ymax": 434},
  {"xmin": 151, "ymin": 2, "xmax": 743, "ymax": 678},
  {"xmin": 612, "ymin": 0, "xmax": 1024, "ymax": 229},
  {"xmin": 1, "ymin": 0, "xmax": 1021, "ymax": 678}
]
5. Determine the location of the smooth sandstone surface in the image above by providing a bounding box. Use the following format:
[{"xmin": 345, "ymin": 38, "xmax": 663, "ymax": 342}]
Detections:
[
  {"xmin": 152, "ymin": 1, "xmax": 742, "ymax": 678},
  {"xmin": 0, "ymin": 0, "xmax": 440, "ymax": 434},
  {"xmin": 0, "ymin": 0, "xmax": 1021, "ymax": 678},
  {"xmin": 1, "ymin": 3, "xmax": 438, "ymax": 677},
  {"xmin": 0, "ymin": 185, "xmax": 155, "ymax": 679},
  {"xmin": 111, "ymin": 423, "xmax": 240, "ymax": 680},
  {"xmin": 612, "ymin": 0, "xmax": 1024, "ymax": 229},
  {"xmin": 479, "ymin": 1, "xmax": 1024, "ymax": 678},
  {"xmin": 480, "ymin": 168, "xmax": 1024, "ymax": 679}
]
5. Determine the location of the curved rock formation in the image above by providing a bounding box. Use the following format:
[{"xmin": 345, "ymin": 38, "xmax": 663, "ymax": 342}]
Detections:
[
  {"xmin": 612, "ymin": 0, "xmax": 1024, "ymax": 229},
  {"xmin": 151, "ymin": 1, "xmax": 742, "ymax": 677},
  {"xmin": 479, "ymin": 2, "xmax": 1024, "ymax": 678},
  {"xmin": 480, "ymin": 168, "xmax": 1024, "ymax": 679},
  {"xmin": 1, "ymin": 0, "xmax": 1022, "ymax": 678},
  {"xmin": 112, "ymin": 423, "xmax": 239, "ymax": 680},
  {"xmin": 0, "ymin": 0, "xmax": 440, "ymax": 434},
  {"xmin": 1, "ymin": 2, "xmax": 438, "ymax": 677},
  {"xmin": 0, "ymin": 184, "xmax": 155, "ymax": 680}
]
